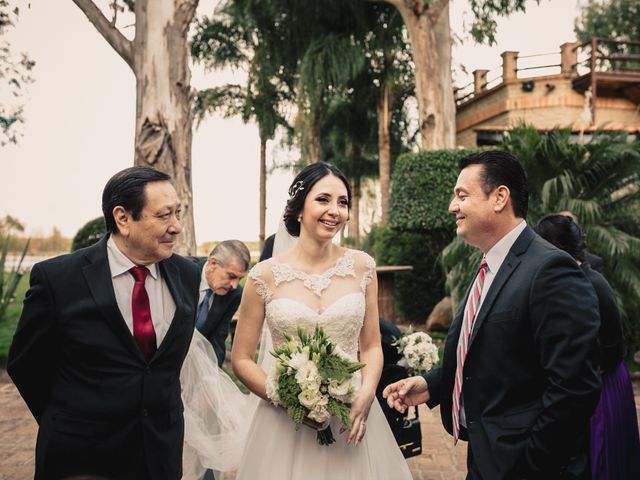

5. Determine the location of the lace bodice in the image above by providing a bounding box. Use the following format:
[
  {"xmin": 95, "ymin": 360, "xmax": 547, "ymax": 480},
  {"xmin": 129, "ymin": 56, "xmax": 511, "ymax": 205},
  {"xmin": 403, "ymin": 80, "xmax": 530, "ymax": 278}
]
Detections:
[{"xmin": 249, "ymin": 249, "xmax": 376, "ymax": 359}]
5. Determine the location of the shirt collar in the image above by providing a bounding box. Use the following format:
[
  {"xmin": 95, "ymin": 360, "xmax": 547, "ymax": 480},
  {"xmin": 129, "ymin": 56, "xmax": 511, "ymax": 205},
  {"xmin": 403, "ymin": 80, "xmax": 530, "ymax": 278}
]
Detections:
[
  {"xmin": 106, "ymin": 236, "xmax": 159, "ymax": 280},
  {"xmin": 484, "ymin": 220, "xmax": 527, "ymax": 275},
  {"xmin": 199, "ymin": 263, "xmax": 211, "ymax": 294}
]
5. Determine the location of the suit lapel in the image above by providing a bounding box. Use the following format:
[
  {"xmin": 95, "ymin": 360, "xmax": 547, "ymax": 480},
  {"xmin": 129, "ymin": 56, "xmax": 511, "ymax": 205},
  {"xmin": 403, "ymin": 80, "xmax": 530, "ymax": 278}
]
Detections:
[
  {"xmin": 467, "ymin": 227, "xmax": 535, "ymax": 348},
  {"xmin": 154, "ymin": 257, "xmax": 186, "ymax": 357},
  {"xmin": 82, "ymin": 237, "xmax": 144, "ymax": 361}
]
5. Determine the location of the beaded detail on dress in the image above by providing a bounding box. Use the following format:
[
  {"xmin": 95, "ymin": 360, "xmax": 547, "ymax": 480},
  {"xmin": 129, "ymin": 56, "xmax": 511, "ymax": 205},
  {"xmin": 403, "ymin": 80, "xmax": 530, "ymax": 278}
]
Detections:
[
  {"xmin": 248, "ymin": 250, "xmax": 376, "ymax": 359},
  {"xmin": 270, "ymin": 250, "xmax": 356, "ymax": 297}
]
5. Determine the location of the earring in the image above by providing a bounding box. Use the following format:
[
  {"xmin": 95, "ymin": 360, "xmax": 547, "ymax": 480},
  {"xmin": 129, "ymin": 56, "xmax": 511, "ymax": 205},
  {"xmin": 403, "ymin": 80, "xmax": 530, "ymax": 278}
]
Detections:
[{"xmin": 297, "ymin": 215, "xmax": 302, "ymax": 222}]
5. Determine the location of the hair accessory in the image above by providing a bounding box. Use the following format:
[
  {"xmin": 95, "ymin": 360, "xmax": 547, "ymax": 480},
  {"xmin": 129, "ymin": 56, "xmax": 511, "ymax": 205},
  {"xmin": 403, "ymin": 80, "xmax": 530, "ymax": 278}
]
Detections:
[{"xmin": 289, "ymin": 180, "xmax": 305, "ymax": 198}]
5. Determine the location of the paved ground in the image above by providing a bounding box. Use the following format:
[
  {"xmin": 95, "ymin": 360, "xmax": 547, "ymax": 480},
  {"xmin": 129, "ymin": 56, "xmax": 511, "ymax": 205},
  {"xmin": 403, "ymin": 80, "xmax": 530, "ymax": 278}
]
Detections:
[{"xmin": 1, "ymin": 370, "xmax": 638, "ymax": 480}]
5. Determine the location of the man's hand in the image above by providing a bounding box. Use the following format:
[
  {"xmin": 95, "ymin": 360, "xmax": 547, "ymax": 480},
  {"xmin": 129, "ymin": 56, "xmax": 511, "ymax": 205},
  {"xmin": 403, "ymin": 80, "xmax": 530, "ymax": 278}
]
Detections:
[{"xmin": 382, "ymin": 376, "xmax": 430, "ymax": 413}]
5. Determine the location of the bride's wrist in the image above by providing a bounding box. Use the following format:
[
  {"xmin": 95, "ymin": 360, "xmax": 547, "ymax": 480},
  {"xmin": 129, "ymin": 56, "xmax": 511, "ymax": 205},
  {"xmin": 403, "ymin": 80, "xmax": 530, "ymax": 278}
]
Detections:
[{"xmin": 357, "ymin": 385, "xmax": 376, "ymax": 403}]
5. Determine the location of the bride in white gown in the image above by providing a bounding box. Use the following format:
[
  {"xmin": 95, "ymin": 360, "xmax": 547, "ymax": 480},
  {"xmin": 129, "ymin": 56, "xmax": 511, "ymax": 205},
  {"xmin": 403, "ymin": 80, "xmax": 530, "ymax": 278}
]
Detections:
[{"xmin": 230, "ymin": 162, "xmax": 412, "ymax": 479}]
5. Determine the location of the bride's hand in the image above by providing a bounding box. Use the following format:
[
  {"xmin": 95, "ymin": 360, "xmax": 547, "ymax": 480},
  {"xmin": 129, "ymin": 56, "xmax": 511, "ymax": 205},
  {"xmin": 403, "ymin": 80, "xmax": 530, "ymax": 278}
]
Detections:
[{"xmin": 344, "ymin": 388, "xmax": 374, "ymax": 445}]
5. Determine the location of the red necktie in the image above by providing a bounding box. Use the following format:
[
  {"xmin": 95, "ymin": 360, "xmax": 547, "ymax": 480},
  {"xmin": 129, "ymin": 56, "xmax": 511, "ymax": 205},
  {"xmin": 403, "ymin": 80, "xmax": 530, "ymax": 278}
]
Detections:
[
  {"xmin": 452, "ymin": 259, "xmax": 488, "ymax": 444},
  {"xmin": 130, "ymin": 266, "xmax": 157, "ymax": 361}
]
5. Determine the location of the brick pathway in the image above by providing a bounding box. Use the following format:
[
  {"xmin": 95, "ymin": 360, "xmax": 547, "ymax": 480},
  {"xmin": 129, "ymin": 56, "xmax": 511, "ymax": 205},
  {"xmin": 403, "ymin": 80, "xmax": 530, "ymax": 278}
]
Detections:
[{"xmin": 1, "ymin": 370, "xmax": 638, "ymax": 480}]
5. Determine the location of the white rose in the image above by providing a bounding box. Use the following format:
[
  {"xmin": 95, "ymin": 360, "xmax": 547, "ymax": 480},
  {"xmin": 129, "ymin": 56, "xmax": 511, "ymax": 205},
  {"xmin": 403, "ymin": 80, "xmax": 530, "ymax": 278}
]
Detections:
[
  {"xmin": 298, "ymin": 389, "xmax": 320, "ymax": 409},
  {"xmin": 328, "ymin": 379, "xmax": 350, "ymax": 397},
  {"xmin": 265, "ymin": 368, "xmax": 281, "ymax": 406},
  {"xmin": 307, "ymin": 404, "xmax": 331, "ymax": 423},
  {"xmin": 328, "ymin": 378, "xmax": 358, "ymax": 403},
  {"xmin": 301, "ymin": 379, "xmax": 321, "ymax": 393}
]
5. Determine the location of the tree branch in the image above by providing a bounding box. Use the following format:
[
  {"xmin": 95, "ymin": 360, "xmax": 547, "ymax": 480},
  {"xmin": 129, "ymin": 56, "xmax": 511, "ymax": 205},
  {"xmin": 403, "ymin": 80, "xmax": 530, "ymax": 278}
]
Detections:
[{"xmin": 72, "ymin": 0, "xmax": 134, "ymax": 70}]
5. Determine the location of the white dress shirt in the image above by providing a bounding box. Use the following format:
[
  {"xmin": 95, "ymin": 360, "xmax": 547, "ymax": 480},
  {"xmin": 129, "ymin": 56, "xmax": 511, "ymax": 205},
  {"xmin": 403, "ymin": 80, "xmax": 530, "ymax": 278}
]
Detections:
[
  {"xmin": 459, "ymin": 220, "xmax": 527, "ymax": 426},
  {"xmin": 198, "ymin": 266, "xmax": 215, "ymax": 307},
  {"xmin": 107, "ymin": 236, "xmax": 176, "ymax": 346}
]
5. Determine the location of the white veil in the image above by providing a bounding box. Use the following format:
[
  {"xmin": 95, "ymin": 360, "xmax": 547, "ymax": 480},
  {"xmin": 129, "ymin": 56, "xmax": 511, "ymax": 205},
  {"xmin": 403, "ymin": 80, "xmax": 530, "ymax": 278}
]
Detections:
[{"xmin": 181, "ymin": 213, "xmax": 298, "ymax": 479}]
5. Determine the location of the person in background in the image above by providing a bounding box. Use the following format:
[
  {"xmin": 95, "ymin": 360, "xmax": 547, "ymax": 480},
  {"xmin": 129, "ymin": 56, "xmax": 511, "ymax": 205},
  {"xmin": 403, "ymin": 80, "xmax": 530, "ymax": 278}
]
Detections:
[
  {"xmin": 534, "ymin": 213, "xmax": 640, "ymax": 480},
  {"xmin": 559, "ymin": 210, "xmax": 605, "ymax": 273},
  {"xmin": 193, "ymin": 240, "xmax": 250, "ymax": 366}
]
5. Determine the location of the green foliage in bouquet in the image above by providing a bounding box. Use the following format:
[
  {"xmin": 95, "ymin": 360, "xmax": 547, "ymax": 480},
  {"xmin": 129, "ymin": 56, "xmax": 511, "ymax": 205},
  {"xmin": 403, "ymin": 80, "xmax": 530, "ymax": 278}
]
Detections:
[{"xmin": 269, "ymin": 325, "xmax": 365, "ymax": 445}]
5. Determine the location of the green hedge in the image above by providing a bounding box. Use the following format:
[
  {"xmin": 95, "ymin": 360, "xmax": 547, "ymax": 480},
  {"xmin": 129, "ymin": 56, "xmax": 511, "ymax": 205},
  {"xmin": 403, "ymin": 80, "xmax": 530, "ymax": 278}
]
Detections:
[
  {"xmin": 72, "ymin": 217, "xmax": 106, "ymax": 252},
  {"xmin": 389, "ymin": 150, "xmax": 475, "ymax": 231},
  {"xmin": 374, "ymin": 149, "xmax": 476, "ymax": 322}
]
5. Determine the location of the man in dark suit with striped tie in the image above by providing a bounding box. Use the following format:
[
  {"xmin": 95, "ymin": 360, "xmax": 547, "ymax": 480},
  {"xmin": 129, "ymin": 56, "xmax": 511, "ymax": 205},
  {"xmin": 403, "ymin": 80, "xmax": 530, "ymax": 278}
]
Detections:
[
  {"xmin": 193, "ymin": 240, "xmax": 250, "ymax": 366},
  {"xmin": 385, "ymin": 151, "xmax": 601, "ymax": 479}
]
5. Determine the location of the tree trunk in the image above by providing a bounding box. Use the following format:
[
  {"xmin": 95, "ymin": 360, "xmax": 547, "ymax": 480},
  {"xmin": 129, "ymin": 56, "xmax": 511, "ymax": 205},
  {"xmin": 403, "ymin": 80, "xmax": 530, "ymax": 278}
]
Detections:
[
  {"xmin": 134, "ymin": 0, "xmax": 197, "ymax": 254},
  {"xmin": 259, "ymin": 134, "xmax": 267, "ymax": 251},
  {"xmin": 351, "ymin": 176, "xmax": 361, "ymax": 249},
  {"xmin": 387, "ymin": 0, "xmax": 455, "ymax": 150},
  {"xmin": 307, "ymin": 110, "xmax": 323, "ymax": 165},
  {"xmin": 377, "ymin": 82, "xmax": 392, "ymax": 225},
  {"xmin": 73, "ymin": 0, "xmax": 198, "ymax": 255}
]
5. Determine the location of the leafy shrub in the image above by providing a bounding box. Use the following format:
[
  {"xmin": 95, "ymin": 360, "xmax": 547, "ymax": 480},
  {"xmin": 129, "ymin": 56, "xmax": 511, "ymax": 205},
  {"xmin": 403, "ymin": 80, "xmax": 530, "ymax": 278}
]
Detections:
[
  {"xmin": 72, "ymin": 217, "xmax": 106, "ymax": 252},
  {"xmin": 372, "ymin": 149, "xmax": 476, "ymax": 322},
  {"xmin": 0, "ymin": 233, "xmax": 29, "ymax": 322}
]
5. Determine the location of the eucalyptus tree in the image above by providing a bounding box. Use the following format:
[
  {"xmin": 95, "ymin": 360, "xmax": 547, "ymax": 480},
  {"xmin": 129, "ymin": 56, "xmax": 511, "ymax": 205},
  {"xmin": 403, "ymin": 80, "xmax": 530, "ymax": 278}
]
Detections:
[
  {"xmin": 191, "ymin": 0, "xmax": 291, "ymax": 249},
  {"xmin": 380, "ymin": 0, "xmax": 545, "ymax": 150},
  {"xmin": 72, "ymin": 0, "xmax": 198, "ymax": 253}
]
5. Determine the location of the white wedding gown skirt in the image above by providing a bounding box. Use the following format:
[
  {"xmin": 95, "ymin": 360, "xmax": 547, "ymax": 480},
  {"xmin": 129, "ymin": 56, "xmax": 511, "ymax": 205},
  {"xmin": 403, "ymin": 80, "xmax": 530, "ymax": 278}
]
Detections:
[
  {"xmin": 236, "ymin": 397, "xmax": 412, "ymax": 479},
  {"xmin": 182, "ymin": 250, "xmax": 413, "ymax": 479},
  {"xmin": 235, "ymin": 250, "xmax": 412, "ymax": 479}
]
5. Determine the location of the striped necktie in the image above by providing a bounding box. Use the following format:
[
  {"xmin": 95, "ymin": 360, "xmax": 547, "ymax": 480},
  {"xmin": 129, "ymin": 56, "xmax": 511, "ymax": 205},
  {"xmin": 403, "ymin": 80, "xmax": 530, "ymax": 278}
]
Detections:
[{"xmin": 452, "ymin": 259, "xmax": 488, "ymax": 443}]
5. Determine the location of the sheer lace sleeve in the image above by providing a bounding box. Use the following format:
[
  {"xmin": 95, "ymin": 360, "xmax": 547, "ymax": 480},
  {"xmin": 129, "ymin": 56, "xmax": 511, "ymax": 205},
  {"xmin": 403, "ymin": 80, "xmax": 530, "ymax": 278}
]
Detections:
[
  {"xmin": 248, "ymin": 263, "xmax": 273, "ymax": 303},
  {"xmin": 358, "ymin": 251, "xmax": 377, "ymax": 294}
]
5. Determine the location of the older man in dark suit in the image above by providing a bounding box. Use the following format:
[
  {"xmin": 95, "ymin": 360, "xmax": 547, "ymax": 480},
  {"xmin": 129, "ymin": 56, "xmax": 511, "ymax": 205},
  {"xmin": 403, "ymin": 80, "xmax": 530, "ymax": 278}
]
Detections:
[
  {"xmin": 8, "ymin": 166, "xmax": 200, "ymax": 480},
  {"xmin": 385, "ymin": 151, "xmax": 601, "ymax": 479},
  {"xmin": 193, "ymin": 240, "xmax": 250, "ymax": 366}
]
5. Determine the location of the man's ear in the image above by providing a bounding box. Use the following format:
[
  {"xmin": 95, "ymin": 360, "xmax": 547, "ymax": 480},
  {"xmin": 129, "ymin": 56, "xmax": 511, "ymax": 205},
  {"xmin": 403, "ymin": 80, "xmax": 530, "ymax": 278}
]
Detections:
[
  {"xmin": 113, "ymin": 206, "xmax": 130, "ymax": 236},
  {"xmin": 208, "ymin": 256, "xmax": 219, "ymax": 267},
  {"xmin": 493, "ymin": 185, "xmax": 510, "ymax": 213}
]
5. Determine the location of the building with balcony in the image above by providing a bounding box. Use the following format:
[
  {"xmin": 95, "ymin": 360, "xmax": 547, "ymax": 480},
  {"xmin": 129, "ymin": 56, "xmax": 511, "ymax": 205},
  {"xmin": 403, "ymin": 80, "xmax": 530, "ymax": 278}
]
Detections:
[{"xmin": 455, "ymin": 38, "xmax": 640, "ymax": 147}]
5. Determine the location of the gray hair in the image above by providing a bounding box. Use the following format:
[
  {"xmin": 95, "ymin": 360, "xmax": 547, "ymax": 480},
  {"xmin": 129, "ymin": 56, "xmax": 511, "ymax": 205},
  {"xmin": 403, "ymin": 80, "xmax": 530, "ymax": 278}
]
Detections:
[{"xmin": 209, "ymin": 240, "xmax": 251, "ymax": 271}]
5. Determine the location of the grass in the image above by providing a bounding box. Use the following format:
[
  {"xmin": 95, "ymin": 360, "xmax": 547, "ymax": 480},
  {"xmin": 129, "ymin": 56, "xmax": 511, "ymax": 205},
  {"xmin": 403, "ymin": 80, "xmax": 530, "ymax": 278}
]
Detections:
[{"xmin": 0, "ymin": 274, "xmax": 29, "ymax": 365}]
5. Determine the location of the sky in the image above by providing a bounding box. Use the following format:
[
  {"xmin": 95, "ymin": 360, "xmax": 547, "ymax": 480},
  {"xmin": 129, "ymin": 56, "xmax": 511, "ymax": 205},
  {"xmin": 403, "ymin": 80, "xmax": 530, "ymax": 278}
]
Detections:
[{"xmin": 0, "ymin": 0, "xmax": 583, "ymax": 243}]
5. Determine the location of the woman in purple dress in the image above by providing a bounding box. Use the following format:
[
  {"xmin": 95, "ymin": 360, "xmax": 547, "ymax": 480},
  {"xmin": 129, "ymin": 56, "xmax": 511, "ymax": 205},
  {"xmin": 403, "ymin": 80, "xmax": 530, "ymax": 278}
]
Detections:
[{"xmin": 535, "ymin": 213, "xmax": 640, "ymax": 479}]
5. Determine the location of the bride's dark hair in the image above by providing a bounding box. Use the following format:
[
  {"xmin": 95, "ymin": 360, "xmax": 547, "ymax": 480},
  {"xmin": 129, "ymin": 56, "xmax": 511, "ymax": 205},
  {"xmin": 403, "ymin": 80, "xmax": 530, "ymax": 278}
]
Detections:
[{"xmin": 283, "ymin": 162, "xmax": 351, "ymax": 237}]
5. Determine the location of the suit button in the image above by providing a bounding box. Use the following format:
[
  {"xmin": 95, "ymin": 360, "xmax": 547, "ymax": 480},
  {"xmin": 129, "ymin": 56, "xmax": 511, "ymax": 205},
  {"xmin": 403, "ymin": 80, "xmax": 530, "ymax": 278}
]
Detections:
[
  {"xmin": 464, "ymin": 376, "xmax": 471, "ymax": 380},
  {"xmin": 142, "ymin": 408, "xmax": 148, "ymax": 417}
]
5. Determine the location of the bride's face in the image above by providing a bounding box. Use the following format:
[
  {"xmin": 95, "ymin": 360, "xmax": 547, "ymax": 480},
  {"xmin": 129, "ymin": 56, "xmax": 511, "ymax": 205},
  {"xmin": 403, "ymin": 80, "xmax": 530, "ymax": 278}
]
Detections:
[{"xmin": 300, "ymin": 173, "xmax": 349, "ymax": 241}]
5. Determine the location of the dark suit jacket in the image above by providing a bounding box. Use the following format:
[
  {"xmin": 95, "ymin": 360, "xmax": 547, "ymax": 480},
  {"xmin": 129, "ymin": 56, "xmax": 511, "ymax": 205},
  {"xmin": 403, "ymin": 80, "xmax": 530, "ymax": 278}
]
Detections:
[
  {"xmin": 585, "ymin": 251, "xmax": 604, "ymax": 274},
  {"xmin": 193, "ymin": 257, "xmax": 242, "ymax": 366},
  {"xmin": 8, "ymin": 236, "xmax": 200, "ymax": 480},
  {"xmin": 581, "ymin": 263, "xmax": 623, "ymax": 373},
  {"xmin": 424, "ymin": 227, "xmax": 601, "ymax": 479}
]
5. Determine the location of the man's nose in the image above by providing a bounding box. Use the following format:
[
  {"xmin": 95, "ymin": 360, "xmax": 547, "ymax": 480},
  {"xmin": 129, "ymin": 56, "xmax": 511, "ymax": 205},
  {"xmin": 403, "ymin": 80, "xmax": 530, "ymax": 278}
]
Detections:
[
  {"xmin": 230, "ymin": 278, "xmax": 240, "ymax": 289},
  {"xmin": 168, "ymin": 214, "xmax": 182, "ymax": 234},
  {"xmin": 448, "ymin": 198, "xmax": 457, "ymax": 213}
]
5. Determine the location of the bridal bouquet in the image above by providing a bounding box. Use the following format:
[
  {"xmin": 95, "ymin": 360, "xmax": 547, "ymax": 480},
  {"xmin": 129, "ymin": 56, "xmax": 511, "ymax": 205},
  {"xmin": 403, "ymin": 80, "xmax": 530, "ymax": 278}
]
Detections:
[
  {"xmin": 266, "ymin": 326, "xmax": 364, "ymax": 445},
  {"xmin": 393, "ymin": 329, "xmax": 440, "ymax": 375}
]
